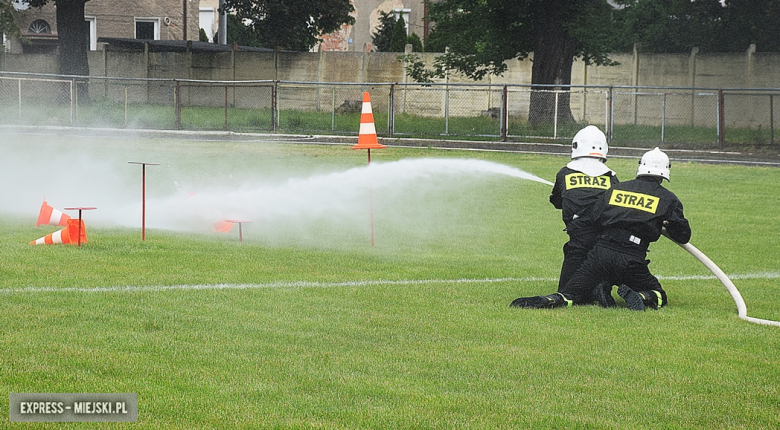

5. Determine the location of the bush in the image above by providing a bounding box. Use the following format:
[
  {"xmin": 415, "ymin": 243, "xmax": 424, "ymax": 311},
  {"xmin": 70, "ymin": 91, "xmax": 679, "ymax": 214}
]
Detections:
[
  {"xmin": 371, "ymin": 11, "xmax": 396, "ymax": 52},
  {"xmin": 388, "ymin": 16, "xmax": 408, "ymax": 52},
  {"xmin": 407, "ymin": 32, "xmax": 423, "ymax": 52},
  {"xmin": 199, "ymin": 28, "xmax": 210, "ymax": 43}
]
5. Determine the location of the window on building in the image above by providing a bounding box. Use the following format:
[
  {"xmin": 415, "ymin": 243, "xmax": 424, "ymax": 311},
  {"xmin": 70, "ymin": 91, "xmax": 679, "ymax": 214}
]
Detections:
[
  {"xmin": 28, "ymin": 19, "xmax": 51, "ymax": 34},
  {"xmin": 85, "ymin": 16, "xmax": 96, "ymax": 50},
  {"xmin": 199, "ymin": 8, "xmax": 216, "ymax": 43},
  {"xmin": 135, "ymin": 18, "xmax": 160, "ymax": 40}
]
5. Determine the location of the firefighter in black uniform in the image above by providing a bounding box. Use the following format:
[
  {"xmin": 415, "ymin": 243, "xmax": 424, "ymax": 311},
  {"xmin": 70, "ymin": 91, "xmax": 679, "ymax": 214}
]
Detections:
[
  {"xmin": 545, "ymin": 125, "xmax": 618, "ymax": 301},
  {"xmin": 511, "ymin": 147, "xmax": 691, "ymax": 310}
]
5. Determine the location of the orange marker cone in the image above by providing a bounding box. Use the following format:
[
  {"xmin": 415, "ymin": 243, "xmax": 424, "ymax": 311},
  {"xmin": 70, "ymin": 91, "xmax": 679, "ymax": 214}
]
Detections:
[
  {"xmin": 352, "ymin": 92, "xmax": 387, "ymax": 150},
  {"xmin": 36, "ymin": 199, "xmax": 71, "ymax": 226},
  {"xmin": 30, "ymin": 219, "xmax": 87, "ymax": 245},
  {"xmin": 213, "ymin": 220, "xmax": 234, "ymax": 232}
]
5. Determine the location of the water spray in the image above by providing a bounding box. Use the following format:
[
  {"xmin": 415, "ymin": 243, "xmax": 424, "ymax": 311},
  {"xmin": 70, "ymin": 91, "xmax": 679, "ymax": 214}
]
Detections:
[{"xmin": 663, "ymin": 230, "xmax": 780, "ymax": 327}]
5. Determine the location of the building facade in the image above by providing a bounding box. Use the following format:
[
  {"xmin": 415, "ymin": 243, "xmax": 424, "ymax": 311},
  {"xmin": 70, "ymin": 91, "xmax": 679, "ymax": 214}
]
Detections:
[
  {"xmin": 199, "ymin": 0, "xmax": 220, "ymax": 43},
  {"xmin": 4, "ymin": 0, "xmax": 425, "ymax": 55},
  {"xmin": 316, "ymin": 0, "xmax": 427, "ymax": 52},
  {"xmin": 6, "ymin": 0, "xmax": 201, "ymax": 54},
  {"xmin": 198, "ymin": 0, "xmax": 428, "ymax": 53}
]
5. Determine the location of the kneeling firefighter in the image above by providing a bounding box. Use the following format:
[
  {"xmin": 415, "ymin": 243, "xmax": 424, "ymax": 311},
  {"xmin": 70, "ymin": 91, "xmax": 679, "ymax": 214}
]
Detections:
[
  {"xmin": 512, "ymin": 147, "xmax": 691, "ymax": 310},
  {"xmin": 548, "ymin": 125, "xmax": 618, "ymax": 301}
]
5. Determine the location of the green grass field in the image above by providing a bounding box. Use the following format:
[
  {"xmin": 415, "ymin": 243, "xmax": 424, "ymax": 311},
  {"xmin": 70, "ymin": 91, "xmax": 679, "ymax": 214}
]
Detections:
[{"xmin": 1, "ymin": 135, "xmax": 779, "ymax": 429}]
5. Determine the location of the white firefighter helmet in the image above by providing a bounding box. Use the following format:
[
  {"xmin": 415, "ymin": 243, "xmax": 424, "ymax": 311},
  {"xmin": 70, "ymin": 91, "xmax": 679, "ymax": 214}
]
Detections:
[
  {"xmin": 637, "ymin": 147, "xmax": 671, "ymax": 181},
  {"xmin": 571, "ymin": 125, "xmax": 608, "ymax": 161}
]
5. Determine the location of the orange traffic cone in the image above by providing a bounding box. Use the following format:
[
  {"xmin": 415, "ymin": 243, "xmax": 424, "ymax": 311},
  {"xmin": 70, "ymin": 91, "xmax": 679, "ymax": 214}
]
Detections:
[
  {"xmin": 36, "ymin": 199, "xmax": 71, "ymax": 226},
  {"xmin": 352, "ymin": 92, "xmax": 387, "ymax": 150},
  {"xmin": 213, "ymin": 220, "xmax": 234, "ymax": 232},
  {"xmin": 30, "ymin": 219, "xmax": 87, "ymax": 245}
]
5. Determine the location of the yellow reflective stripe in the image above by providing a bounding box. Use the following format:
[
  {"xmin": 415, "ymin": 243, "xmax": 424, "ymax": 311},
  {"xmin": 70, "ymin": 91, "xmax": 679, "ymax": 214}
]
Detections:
[
  {"xmin": 564, "ymin": 173, "xmax": 611, "ymax": 190},
  {"xmin": 558, "ymin": 293, "xmax": 573, "ymax": 307},
  {"xmin": 608, "ymin": 190, "xmax": 659, "ymax": 214},
  {"xmin": 654, "ymin": 290, "xmax": 663, "ymax": 307}
]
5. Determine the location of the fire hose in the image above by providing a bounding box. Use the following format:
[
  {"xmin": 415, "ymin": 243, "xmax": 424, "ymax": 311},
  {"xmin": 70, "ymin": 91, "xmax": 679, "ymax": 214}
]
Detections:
[{"xmin": 664, "ymin": 230, "xmax": 780, "ymax": 327}]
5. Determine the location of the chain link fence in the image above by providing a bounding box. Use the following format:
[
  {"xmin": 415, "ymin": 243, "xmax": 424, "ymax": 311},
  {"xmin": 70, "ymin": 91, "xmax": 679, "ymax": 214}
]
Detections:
[
  {"xmin": 721, "ymin": 90, "xmax": 780, "ymax": 144},
  {"xmin": 0, "ymin": 75, "xmax": 76, "ymax": 126},
  {"xmin": 611, "ymin": 91, "xmax": 720, "ymax": 145},
  {"xmin": 1, "ymin": 71, "xmax": 778, "ymax": 148},
  {"xmin": 390, "ymin": 84, "xmax": 504, "ymax": 137}
]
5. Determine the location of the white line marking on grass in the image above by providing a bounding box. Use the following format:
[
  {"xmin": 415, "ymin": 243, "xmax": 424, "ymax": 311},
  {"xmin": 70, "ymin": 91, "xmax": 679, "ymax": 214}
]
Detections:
[
  {"xmin": 0, "ymin": 277, "xmax": 550, "ymax": 294},
  {"xmin": 1, "ymin": 273, "xmax": 778, "ymax": 294},
  {"xmin": 657, "ymin": 272, "xmax": 780, "ymax": 281}
]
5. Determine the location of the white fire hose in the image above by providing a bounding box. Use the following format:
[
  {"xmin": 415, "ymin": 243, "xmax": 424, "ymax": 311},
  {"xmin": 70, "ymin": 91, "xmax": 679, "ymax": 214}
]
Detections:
[{"xmin": 664, "ymin": 230, "xmax": 780, "ymax": 327}]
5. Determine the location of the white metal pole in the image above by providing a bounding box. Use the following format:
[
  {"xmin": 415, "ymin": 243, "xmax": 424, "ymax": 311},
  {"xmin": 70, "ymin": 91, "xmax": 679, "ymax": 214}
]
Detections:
[{"xmin": 553, "ymin": 91, "xmax": 559, "ymax": 139}]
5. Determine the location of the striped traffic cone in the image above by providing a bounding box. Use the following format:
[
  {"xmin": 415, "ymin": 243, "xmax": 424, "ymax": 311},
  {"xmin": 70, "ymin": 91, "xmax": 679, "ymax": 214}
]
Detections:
[
  {"xmin": 30, "ymin": 219, "xmax": 87, "ymax": 245},
  {"xmin": 352, "ymin": 92, "xmax": 387, "ymax": 151},
  {"xmin": 36, "ymin": 199, "xmax": 71, "ymax": 226}
]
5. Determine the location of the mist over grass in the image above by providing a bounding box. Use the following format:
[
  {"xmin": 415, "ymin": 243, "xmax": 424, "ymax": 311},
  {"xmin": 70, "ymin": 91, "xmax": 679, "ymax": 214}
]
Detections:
[{"xmin": 1, "ymin": 132, "xmax": 553, "ymax": 251}]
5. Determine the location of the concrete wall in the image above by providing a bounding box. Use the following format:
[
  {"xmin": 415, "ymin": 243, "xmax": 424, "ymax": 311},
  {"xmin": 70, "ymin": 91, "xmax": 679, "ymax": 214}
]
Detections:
[
  {"xmin": 4, "ymin": 47, "xmax": 780, "ymax": 90},
  {"xmin": 3, "ymin": 47, "xmax": 779, "ymax": 128}
]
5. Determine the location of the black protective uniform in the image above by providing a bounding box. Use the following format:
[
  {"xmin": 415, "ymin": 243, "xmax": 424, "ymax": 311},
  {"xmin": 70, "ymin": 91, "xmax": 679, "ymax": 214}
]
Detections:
[
  {"xmin": 559, "ymin": 176, "xmax": 691, "ymax": 305},
  {"xmin": 550, "ymin": 166, "xmax": 619, "ymax": 291}
]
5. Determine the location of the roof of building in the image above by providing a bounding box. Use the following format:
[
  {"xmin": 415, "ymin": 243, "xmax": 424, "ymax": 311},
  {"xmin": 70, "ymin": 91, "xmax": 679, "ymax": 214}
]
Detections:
[{"xmin": 97, "ymin": 37, "xmax": 276, "ymax": 53}]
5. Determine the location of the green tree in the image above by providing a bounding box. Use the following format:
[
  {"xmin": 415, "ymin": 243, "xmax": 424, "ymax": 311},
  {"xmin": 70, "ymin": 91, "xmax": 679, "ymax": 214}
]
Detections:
[
  {"xmin": 24, "ymin": 0, "xmax": 89, "ymax": 78},
  {"xmin": 226, "ymin": 13, "xmax": 263, "ymax": 48},
  {"xmin": 199, "ymin": 28, "xmax": 210, "ymax": 43},
  {"xmin": 373, "ymin": 12, "xmax": 422, "ymax": 53},
  {"xmin": 388, "ymin": 15, "xmax": 407, "ymax": 52},
  {"xmin": 612, "ymin": 0, "xmax": 780, "ymax": 53},
  {"xmin": 610, "ymin": 0, "xmax": 725, "ymax": 53},
  {"xmin": 371, "ymin": 10, "xmax": 395, "ymax": 52},
  {"xmin": 21, "ymin": 0, "xmax": 90, "ymax": 102},
  {"xmin": 720, "ymin": 0, "xmax": 780, "ymax": 51},
  {"xmin": 221, "ymin": 0, "xmax": 355, "ymax": 51},
  {"xmin": 423, "ymin": 25, "xmax": 447, "ymax": 53},
  {"xmin": 405, "ymin": 0, "xmax": 618, "ymax": 124},
  {"xmin": 0, "ymin": 0, "xmax": 21, "ymax": 40},
  {"xmin": 407, "ymin": 32, "xmax": 423, "ymax": 53}
]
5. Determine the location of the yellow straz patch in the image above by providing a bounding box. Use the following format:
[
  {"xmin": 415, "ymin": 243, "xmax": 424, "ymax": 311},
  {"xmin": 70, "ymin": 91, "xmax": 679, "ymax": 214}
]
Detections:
[
  {"xmin": 608, "ymin": 190, "xmax": 659, "ymax": 213},
  {"xmin": 565, "ymin": 173, "xmax": 611, "ymax": 190}
]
